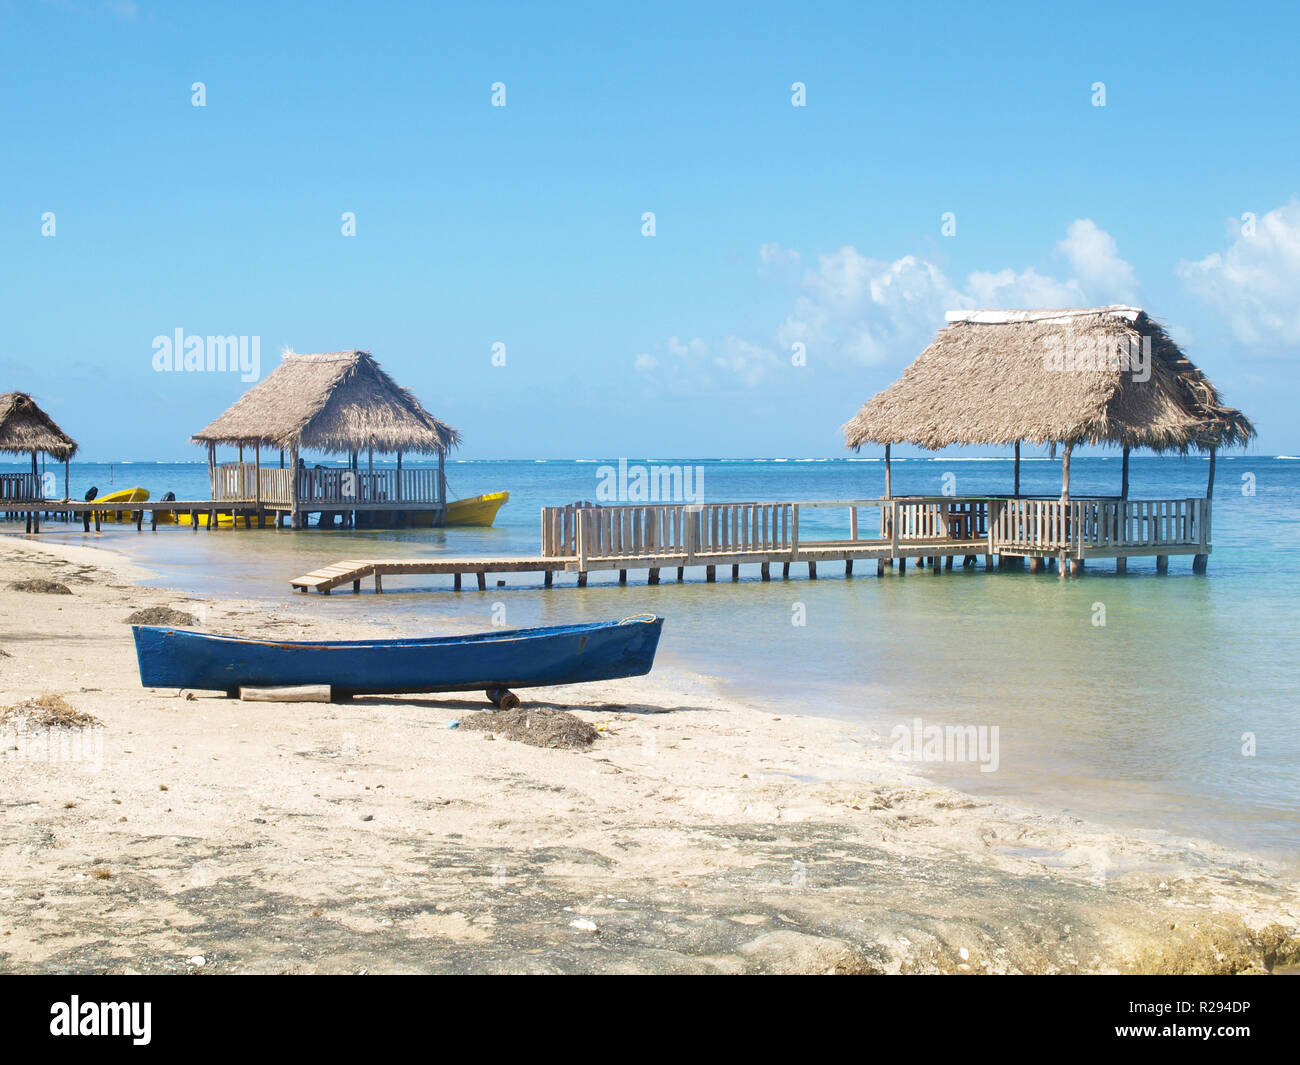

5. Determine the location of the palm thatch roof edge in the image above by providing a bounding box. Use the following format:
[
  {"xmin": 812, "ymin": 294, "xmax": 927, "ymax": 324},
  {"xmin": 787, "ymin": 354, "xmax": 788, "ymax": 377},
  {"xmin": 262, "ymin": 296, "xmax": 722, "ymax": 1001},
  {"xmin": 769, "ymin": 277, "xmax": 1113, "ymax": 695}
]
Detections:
[
  {"xmin": 841, "ymin": 307, "xmax": 1254, "ymax": 454},
  {"xmin": 191, "ymin": 351, "xmax": 460, "ymax": 455},
  {"xmin": 0, "ymin": 392, "xmax": 78, "ymax": 460}
]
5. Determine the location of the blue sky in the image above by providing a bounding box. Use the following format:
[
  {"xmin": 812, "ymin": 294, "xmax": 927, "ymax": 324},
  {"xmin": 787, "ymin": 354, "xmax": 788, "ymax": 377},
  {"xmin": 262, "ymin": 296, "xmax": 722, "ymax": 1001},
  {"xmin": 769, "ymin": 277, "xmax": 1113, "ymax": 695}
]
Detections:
[{"xmin": 2, "ymin": 0, "xmax": 1298, "ymax": 460}]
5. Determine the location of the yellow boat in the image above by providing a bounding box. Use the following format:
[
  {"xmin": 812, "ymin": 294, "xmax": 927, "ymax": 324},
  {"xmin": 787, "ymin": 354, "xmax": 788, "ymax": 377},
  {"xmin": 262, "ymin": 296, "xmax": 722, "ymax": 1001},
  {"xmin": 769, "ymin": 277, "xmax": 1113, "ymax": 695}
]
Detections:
[
  {"xmin": 170, "ymin": 511, "xmax": 236, "ymax": 527},
  {"xmin": 443, "ymin": 491, "xmax": 509, "ymax": 527},
  {"xmin": 91, "ymin": 487, "xmax": 149, "ymax": 523}
]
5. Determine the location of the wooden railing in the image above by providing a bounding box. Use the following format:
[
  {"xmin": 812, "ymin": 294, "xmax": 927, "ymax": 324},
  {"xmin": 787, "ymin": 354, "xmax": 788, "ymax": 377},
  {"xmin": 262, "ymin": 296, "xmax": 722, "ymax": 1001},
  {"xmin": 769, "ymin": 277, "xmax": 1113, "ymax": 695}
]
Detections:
[
  {"xmin": 544, "ymin": 502, "xmax": 797, "ymax": 563},
  {"xmin": 258, "ymin": 468, "xmax": 293, "ymax": 505},
  {"xmin": 992, "ymin": 497, "xmax": 1207, "ymax": 552},
  {"xmin": 0, "ymin": 473, "xmax": 41, "ymax": 502},
  {"xmin": 989, "ymin": 498, "xmax": 1072, "ymax": 550},
  {"xmin": 541, "ymin": 496, "xmax": 1211, "ymax": 564},
  {"xmin": 214, "ymin": 463, "xmax": 256, "ymax": 502},
  {"xmin": 296, "ymin": 467, "xmax": 445, "ymax": 506},
  {"xmin": 885, "ymin": 497, "xmax": 991, "ymax": 541},
  {"xmin": 213, "ymin": 463, "xmax": 444, "ymax": 506}
]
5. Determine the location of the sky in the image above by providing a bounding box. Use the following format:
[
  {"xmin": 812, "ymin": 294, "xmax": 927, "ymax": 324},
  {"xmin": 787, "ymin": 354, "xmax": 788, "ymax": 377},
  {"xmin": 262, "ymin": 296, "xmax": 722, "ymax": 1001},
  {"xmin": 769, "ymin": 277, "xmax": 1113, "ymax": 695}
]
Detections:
[{"xmin": 1, "ymin": 0, "xmax": 1298, "ymax": 460}]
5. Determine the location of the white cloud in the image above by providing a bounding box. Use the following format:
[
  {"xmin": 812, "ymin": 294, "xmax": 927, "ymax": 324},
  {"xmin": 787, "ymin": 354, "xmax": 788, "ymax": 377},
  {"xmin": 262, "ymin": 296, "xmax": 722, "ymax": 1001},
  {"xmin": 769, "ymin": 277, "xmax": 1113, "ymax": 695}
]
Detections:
[
  {"xmin": 1057, "ymin": 218, "xmax": 1139, "ymax": 304},
  {"xmin": 777, "ymin": 250, "xmax": 961, "ymax": 367},
  {"xmin": 635, "ymin": 334, "xmax": 784, "ymax": 391},
  {"xmin": 759, "ymin": 242, "xmax": 801, "ymax": 267},
  {"xmin": 635, "ymin": 219, "xmax": 1139, "ymax": 387},
  {"xmin": 966, "ymin": 267, "xmax": 1085, "ymax": 311},
  {"xmin": 775, "ymin": 220, "xmax": 1136, "ymax": 372},
  {"xmin": 1178, "ymin": 200, "xmax": 1300, "ymax": 346}
]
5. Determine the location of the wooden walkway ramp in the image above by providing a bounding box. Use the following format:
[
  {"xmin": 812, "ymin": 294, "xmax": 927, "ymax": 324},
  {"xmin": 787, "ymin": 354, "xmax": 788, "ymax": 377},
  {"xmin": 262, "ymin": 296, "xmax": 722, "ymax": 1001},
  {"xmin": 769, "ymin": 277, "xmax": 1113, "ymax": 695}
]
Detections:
[
  {"xmin": 288, "ymin": 539, "xmax": 991, "ymax": 595},
  {"xmin": 289, "ymin": 495, "xmax": 1214, "ymax": 593},
  {"xmin": 290, "ymin": 557, "xmax": 573, "ymax": 594}
]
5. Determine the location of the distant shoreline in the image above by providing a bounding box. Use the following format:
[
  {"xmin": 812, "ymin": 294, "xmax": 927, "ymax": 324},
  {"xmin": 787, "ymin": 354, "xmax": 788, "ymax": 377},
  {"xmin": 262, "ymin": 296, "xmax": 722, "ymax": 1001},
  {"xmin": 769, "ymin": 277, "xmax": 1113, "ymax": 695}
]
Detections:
[{"xmin": 1, "ymin": 454, "xmax": 1286, "ymax": 466}]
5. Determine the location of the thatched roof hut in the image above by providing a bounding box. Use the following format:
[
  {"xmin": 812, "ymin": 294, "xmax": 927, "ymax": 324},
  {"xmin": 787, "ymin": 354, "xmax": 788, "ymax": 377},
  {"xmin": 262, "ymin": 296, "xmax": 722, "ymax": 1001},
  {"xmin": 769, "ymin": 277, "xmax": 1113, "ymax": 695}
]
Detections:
[
  {"xmin": 842, "ymin": 307, "xmax": 1253, "ymax": 454},
  {"xmin": 192, "ymin": 350, "xmax": 459, "ymax": 456},
  {"xmin": 0, "ymin": 392, "xmax": 78, "ymax": 461}
]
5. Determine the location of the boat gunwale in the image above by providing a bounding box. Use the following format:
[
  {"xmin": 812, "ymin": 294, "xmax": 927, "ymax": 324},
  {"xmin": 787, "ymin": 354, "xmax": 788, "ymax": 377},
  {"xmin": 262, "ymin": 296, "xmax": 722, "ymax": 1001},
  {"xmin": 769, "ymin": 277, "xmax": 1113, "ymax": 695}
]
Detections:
[{"xmin": 131, "ymin": 615, "xmax": 661, "ymax": 653}]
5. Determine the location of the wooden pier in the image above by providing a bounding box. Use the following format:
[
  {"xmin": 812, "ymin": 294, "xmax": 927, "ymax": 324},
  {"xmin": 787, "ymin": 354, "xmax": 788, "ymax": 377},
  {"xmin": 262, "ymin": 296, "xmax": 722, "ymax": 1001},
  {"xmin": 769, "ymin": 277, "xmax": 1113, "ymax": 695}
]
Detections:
[
  {"xmin": 0, "ymin": 498, "xmax": 296, "ymax": 533},
  {"xmin": 289, "ymin": 494, "xmax": 1212, "ymax": 593},
  {"xmin": 1, "ymin": 468, "xmax": 445, "ymax": 532}
]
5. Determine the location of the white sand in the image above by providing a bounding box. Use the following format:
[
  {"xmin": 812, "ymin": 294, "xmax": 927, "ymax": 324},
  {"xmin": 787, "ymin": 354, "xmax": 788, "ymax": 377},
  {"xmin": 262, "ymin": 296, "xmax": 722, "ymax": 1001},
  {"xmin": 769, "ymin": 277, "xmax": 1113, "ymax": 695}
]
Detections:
[{"xmin": 1, "ymin": 535, "xmax": 1297, "ymax": 974}]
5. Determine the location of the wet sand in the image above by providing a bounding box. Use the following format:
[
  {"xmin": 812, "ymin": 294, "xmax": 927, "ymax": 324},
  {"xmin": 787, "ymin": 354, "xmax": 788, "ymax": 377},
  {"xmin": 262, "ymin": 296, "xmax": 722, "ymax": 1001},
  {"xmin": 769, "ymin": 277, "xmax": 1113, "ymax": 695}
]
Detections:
[{"xmin": 1, "ymin": 536, "xmax": 1297, "ymax": 974}]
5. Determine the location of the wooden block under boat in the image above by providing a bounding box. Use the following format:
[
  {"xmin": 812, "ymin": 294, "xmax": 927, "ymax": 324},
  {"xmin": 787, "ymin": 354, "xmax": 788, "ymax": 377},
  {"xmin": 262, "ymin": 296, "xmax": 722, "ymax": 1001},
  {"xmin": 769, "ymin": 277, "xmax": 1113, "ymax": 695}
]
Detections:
[{"xmin": 239, "ymin": 684, "xmax": 332, "ymax": 703}]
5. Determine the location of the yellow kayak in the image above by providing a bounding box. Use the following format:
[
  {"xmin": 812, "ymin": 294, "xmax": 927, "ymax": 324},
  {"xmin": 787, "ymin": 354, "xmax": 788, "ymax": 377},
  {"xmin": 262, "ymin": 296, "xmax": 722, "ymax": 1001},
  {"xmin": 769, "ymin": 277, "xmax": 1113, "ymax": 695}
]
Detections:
[
  {"xmin": 92, "ymin": 487, "xmax": 149, "ymax": 522},
  {"xmin": 444, "ymin": 491, "xmax": 509, "ymax": 527}
]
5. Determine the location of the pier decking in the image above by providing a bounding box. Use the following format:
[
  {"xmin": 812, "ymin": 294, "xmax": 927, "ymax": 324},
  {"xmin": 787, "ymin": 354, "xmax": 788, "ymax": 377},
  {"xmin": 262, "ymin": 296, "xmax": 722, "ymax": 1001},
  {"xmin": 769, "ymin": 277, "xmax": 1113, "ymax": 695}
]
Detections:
[
  {"xmin": 288, "ymin": 495, "xmax": 1212, "ymax": 593},
  {"xmin": 2, "ymin": 498, "xmax": 303, "ymax": 533},
  {"xmin": 1, "ymin": 467, "xmax": 447, "ymax": 532}
]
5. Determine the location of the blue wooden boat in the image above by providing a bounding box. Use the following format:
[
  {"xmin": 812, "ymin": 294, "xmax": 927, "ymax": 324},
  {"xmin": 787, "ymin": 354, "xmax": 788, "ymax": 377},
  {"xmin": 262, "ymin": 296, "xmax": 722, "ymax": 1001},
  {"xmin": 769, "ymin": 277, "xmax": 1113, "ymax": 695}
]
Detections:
[{"xmin": 132, "ymin": 615, "xmax": 664, "ymax": 697}]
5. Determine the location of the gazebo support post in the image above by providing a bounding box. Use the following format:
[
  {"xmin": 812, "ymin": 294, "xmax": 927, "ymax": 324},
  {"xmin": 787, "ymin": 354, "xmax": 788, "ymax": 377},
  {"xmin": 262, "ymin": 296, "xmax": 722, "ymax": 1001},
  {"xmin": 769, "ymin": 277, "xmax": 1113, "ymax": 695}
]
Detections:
[
  {"xmin": 882, "ymin": 442, "xmax": 893, "ymax": 557},
  {"xmin": 1117, "ymin": 446, "xmax": 1131, "ymax": 573},
  {"xmin": 438, "ymin": 448, "xmax": 447, "ymax": 524},
  {"xmin": 1194, "ymin": 447, "xmax": 1215, "ymax": 573},
  {"xmin": 289, "ymin": 445, "xmax": 300, "ymax": 529},
  {"xmin": 1013, "ymin": 440, "xmax": 1020, "ymax": 497},
  {"xmin": 30, "ymin": 450, "xmax": 38, "ymax": 533},
  {"xmin": 1059, "ymin": 444, "xmax": 1073, "ymax": 579},
  {"xmin": 349, "ymin": 448, "xmax": 358, "ymax": 528}
]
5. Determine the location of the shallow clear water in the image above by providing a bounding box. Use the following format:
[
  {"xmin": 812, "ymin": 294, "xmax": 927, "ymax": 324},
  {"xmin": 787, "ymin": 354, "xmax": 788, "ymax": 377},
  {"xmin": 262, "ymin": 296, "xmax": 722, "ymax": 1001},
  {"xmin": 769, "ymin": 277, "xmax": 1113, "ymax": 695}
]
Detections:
[{"xmin": 6, "ymin": 455, "xmax": 1298, "ymax": 866}]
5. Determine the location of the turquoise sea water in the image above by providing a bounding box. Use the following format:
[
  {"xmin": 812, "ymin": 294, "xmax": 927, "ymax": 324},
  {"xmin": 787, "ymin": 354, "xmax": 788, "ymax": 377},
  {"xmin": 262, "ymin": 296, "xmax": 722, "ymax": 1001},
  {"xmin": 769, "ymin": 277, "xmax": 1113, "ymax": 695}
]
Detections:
[{"xmin": 4, "ymin": 455, "xmax": 1298, "ymax": 867}]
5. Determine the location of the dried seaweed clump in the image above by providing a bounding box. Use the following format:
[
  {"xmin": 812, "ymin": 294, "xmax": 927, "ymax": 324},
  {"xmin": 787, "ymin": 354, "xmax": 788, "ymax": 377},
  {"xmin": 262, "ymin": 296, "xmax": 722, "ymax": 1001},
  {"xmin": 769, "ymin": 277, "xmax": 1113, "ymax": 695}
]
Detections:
[
  {"xmin": 124, "ymin": 607, "xmax": 197, "ymax": 627},
  {"xmin": 9, "ymin": 578, "xmax": 71, "ymax": 595},
  {"xmin": 459, "ymin": 706, "xmax": 598, "ymax": 749},
  {"xmin": 0, "ymin": 694, "xmax": 102, "ymax": 731}
]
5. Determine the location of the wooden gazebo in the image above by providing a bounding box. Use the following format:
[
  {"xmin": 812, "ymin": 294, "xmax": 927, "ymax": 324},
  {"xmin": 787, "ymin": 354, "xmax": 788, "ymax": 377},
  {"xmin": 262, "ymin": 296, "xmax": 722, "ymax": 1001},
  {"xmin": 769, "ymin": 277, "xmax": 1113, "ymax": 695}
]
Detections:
[
  {"xmin": 0, "ymin": 392, "xmax": 78, "ymax": 531},
  {"xmin": 842, "ymin": 307, "xmax": 1255, "ymax": 574},
  {"xmin": 192, "ymin": 351, "xmax": 459, "ymax": 528}
]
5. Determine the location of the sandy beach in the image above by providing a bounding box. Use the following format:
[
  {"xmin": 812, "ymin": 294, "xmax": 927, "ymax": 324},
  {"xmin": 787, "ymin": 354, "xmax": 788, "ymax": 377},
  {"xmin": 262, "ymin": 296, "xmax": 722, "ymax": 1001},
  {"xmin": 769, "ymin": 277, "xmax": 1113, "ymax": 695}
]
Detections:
[{"xmin": 1, "ymin": 534, "xmax": 1297, "ymax": 975}]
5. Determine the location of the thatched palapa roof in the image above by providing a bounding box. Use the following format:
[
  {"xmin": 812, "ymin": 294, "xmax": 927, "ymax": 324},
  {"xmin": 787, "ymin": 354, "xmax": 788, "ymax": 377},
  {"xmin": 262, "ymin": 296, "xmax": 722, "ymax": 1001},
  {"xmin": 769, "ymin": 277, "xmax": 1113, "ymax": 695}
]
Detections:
[
  {"xmin": 0, "ymin": 392, "xmax": 78, "ymax": 460},
  {"xmin": 192, "ymin": 351, "xmax": 460, "ymax": 455},
  {"xmin": 842, "ymin": 307, "xmax": 1254, "ymax": 453}
]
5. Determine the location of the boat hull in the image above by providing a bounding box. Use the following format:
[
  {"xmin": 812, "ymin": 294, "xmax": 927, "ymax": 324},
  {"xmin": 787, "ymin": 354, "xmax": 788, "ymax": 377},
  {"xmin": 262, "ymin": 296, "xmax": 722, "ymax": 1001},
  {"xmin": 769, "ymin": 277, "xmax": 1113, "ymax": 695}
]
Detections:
[
  {"xmin": 92, "ymin": 487, "xmax": 149, "ymax": 522},
  {"xmin": 443, "ymin": 491, "xmax": 509, "ymax": 527},
  {"xmin": 132, "ymin": 616, "xmax": 664, "ymax": 695},
  {"xmin": 162, "ymin": 511, "xmax": 235, "ymax": 527}
]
